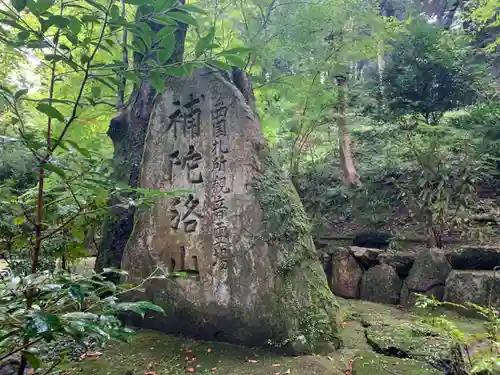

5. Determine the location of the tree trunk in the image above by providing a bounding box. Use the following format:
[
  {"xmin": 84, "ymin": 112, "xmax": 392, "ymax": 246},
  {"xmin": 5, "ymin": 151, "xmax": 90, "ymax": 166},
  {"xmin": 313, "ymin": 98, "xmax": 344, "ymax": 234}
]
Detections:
[
  {"xmin": 335, "ymin": 75, "xmax": 361, "ymax": 187},
  {"xmin": 95, "ymin": 5, "xmax": 187, "ymax": 276}
]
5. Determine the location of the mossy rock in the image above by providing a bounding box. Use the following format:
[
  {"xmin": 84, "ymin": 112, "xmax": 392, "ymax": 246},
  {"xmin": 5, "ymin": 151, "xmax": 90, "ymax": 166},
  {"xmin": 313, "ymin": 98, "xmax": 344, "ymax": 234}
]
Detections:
[
  {"xmin": 352, "ymin": 351, "xmax": 441, "ymax": 375},
  {"xmin": 365, "ymin": 318, "xmax": 462, "ymax": 369}
]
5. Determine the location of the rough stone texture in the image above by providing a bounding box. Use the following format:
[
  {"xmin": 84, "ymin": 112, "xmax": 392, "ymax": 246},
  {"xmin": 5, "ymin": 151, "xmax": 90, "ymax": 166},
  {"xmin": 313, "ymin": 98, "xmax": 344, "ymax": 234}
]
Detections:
[
  {"xmin": 360, "ymin": 264, "xmax": 401, "ymax": 305},
  {"xmin": 352, "ymin": 351, "xmax": 441, "ymax": 375},
  {"xmin": 444, "ymin": 270, "xmax": 500, "ymax": 308},
  {"xmin": 446, "ymin": 246, "xmax": 500, "ymax": 271},
  {"xmin": 121, "ymin": 68, "xmax": 340, "ymax": 353},
  {"xmin": 331, "ymin": 248, "xmax": 363, "ymax": 298},
  {"xmin": 378, "ymin": 251, "xmax": 416, "ymax": 278},
  {"xmin": 96, "ymin": 16, "xmax": 188, "ymax": 277},
  {"xmin": 402, "ymin": 248, "xmax": 451, "ymax": 306},
  {"xmin": 365, "ymin": 318, "xmax": 464, "ymax": 373},
  {"xmin": 400, "ymin": 281, "xmax": 445, "ymax": 308},
  {"xmin": 349, "ymin": 246, "xmax": 382, "ymax": 267}
]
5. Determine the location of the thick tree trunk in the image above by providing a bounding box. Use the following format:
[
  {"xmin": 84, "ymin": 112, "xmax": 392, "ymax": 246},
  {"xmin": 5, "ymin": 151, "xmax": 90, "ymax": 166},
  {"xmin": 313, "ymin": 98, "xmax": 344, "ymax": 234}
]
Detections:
[
  {"xmin": 95, "ymin": 6, "xmax": 187, "ymax": 275},
  {"xmin": 335, "ymin": 75, "xmax": 361, "ymax": 187}
]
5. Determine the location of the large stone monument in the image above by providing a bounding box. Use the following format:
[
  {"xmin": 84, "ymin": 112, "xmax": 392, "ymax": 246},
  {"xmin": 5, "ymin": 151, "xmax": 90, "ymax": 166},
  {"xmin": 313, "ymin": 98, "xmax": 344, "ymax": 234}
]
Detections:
[{"xmin": 121, "ymin": 68, "xmax": 340, "ymax": 353}]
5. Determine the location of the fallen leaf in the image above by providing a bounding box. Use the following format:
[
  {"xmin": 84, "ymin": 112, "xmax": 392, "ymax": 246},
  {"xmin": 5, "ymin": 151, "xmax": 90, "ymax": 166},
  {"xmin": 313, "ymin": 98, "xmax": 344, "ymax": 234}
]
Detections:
[
  {"xmin": 272, "ymin": 364, "xmax": 281, "ymax": 367},
  {"xmin": 248, "ymin": 359, "xmax": 258, "ymax": 363},
  {"xmin": 285, "ymin": 370, "xmax": 291, "ymax": 374}
]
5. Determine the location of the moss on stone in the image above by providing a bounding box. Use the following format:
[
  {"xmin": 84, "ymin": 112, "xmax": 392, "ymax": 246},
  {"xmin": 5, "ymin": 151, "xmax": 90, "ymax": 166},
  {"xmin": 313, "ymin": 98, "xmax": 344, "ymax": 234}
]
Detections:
[
  {"xmin": 252, "ymin": 149, "xmax": 341, "ymax": 353},
  {"xmin": 352, "ymin": 351, "xmax": 441, "ymax": 375},
  {"xmin": 365, "ymin": 319, "xmax": 453, "ymax": 361}
]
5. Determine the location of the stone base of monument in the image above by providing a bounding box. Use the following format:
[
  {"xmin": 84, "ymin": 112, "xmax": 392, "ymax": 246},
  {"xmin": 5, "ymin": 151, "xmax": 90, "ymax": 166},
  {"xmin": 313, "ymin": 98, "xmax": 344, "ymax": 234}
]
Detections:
[{"xmin": 119, "ymin": 68, "xmax": 340, "ymax": 354}]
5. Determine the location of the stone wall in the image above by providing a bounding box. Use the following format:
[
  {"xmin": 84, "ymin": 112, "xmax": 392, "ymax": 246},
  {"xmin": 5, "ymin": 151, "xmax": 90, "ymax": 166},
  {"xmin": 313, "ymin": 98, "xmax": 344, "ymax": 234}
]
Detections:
[{"xmin": 322, "ymin": 245, "xmax": 500, "ymax": 308}]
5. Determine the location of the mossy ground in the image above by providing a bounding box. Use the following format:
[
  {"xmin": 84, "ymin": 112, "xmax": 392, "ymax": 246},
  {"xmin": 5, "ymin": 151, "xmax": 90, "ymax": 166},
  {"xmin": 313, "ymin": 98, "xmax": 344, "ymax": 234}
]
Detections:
[
  {"xmin": 64, "ymin": 331, "xmax": 348, "ymax": 375},
  {"xmin": 58, "ymin": 298, "xmax": 486, "ymax": 375}
]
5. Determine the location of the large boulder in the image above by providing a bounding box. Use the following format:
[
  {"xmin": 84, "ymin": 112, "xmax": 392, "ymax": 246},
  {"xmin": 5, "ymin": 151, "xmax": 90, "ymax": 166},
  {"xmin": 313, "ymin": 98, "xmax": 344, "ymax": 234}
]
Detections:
[
  {"xmin": 446, "ymin": 246, "xmax": 500, "ymax": 270},
  {"xmin": 379, "ymin": 251, "xmax": 416, "ymax": 278},
  {"xmin": 331, "ymin": 248, "xmax": 363, "ymax": 298},
  {"xmin": 349, "ymin": 246, "xmax": 383, "ymax": 267},
  {"xmin": 360, "ymin": 264, "xmax": 402, "ymax": 304},
  {"xmin": 401, "ymin": 248, "xmax": 451, "ymax": 306},
  {"xmin": 120, "ymin": 68, "xmax": 340, "ymax": 353},
  {"xmin": 444, "ymin": 270, "xmax": 500, "ymax": 308}
]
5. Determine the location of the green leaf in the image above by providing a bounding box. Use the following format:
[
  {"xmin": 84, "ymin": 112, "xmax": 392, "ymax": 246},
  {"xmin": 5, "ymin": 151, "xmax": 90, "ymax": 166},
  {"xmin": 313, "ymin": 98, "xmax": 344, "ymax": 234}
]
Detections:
[
  {"xmin": 13, "ymin": 216, "xmax": 25, "ymax": 225},
  {"xmin": 207, "ymin": 59, "xmax": 232, "ymax": 71},
  {"xmin": 151, "ymin": 15, "xmax": 177, "ymax": 26},
  {"xmin": 47, "ymin": 15, "xmax": 70, "ymax": 29},
  {"xmin": 80, "ymin": 54, "xmax": 90, "ymax": 65},
  {"xmin": 22, "ymin": 351, "xmax": 41, "ymax": 369},
  {"xmin": 62, "ymin": 312, "xmax": 99, "ymax": 320},
  {"xmin": 135, "ymin": 301, "xmax": 165, "ymax": 314},
  {"xmin": 44, "ymin": 54, "xmax": 64, "ymax": 62},
  {"xmin": 68, "ymin": 17, "xmax": 82, "ymax": 35},
  {"xmin": 84, "ymin": 0, "xmax": 107, "ymax": 13},
  {"xmin": 224, "ymin": 54, "xmax": 246, "ymax": 68},
  {"xmin": 165, "ymin": 11, "xmax": 198, "ymax": 27},
  {"xmin": 35, "ymin": 0, "xmax": 54, "ymax": 12},
  {"xmin": 25, "ymin": 312, "xmax": 62, "ymax": 339},
  {"xmin": 40, "ymin": 163, "xmax": 66, "ymax": 178},
  {"xmin": 155, "ymin": 26, "xmax": 175, "ymax": 42},
  {"xmin": 177, "ymin": 3, "xmax": 207, "ymax": 14},
  {"xmin": 81, "ymin": 14, "xmax": 100, "ymax": 23},
  {"xmin": 36, "ymin": 103, "xmax": 65, "ymax": 122},
  {"xmin": 153, "ymin": 0, "xmax": 176, "ymax": 12},
  {"xmin": 68, "ymin": 284, "xmax": 84, "ymax": 306},
  {"xmin": 0, "ymin": 18, "xmax": 24, "ymax": 30},
  {"xmin": 116, "ymin": 302, "xmax": 146, "ymax": 317},
  {"xmin": 17, "ymin": 30, "xmax": 29, "ymax": 40},
  {"xmin": 14, "ymin": 88, "xmax": 28, "ymax": 99},
  {"xmin": 122, "ymin": 0, "xmax": 145, "ymax": 4},
  {"xmin": 11, "ymin": 0, "xmax": 27, "ymax": 12},
  {"xmin": 149, "ymin": 71, "xmax": 165, "ymax": 93},
  {"xmin": 122, "ymin": 70, "xmax": 140, "ymax": 85},
  {"xmin": 195, "ymin": 27, "xmax": 214, "ymax": 58},
  {"xmin": 132, "ymin": 39, "xmax": 146, "ymax": 54},
  {"xmin": 157, "ymin": 33, "xmax": 175, "ymax": 61},
  {"xmin": 26, "ymin": 40, "xmax": 50, "ymax": 48},
  {"xmin": 64, "ymin": 140, "xmax": 91, "ymax": 158},
  {"xmin": 109, "ymin": 4, "xmax": 119, "ymax": 19},
  {"xmin": 220, "ymin": 47, "xmax": 253, "ymax": 55},
  {"xmin": 164, "ymin": 65, "xmax": 189, "ymax": 76},
  {"xmin": 91, "ymin": 86, "xmax": 101, "ymax": 99}
]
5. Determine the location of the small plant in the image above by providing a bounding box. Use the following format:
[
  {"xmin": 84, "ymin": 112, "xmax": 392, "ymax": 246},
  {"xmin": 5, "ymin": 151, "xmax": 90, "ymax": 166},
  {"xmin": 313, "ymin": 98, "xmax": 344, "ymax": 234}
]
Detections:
[
  {"xmin": 0, "ymin": 267, "xmax": 165, "ymax": 374},
  {"xmin": 415, "ymin": 293, "xmax": 500, "ymax": 374}
]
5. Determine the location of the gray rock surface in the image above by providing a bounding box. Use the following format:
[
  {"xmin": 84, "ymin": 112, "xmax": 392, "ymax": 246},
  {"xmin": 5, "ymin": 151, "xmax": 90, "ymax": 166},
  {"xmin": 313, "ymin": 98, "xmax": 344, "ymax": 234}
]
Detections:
[
  {"xmin": 120, "ymin": 68, "xmax": 340, "ymax": 353},
  {"xmin": 444, "ymin": 270, "xmax": 500, "ymax": 308},
  {"xmin": 379, "ymin": 251, "xmax": 416, "ymax": 277},
  {"xmin": 331, "ymin": 247, "xmax": 363, "ymax": 298},
  {"xmin": 349, "ymin": 246, "xmax": 383, "ymax": 267},
  {"xmin": 446, "ymin": 246, "xmax": 500, "ymax": 270},
  {"xmin": 401, "ymin": 248, "xmax": 451, "ymax": 306},
  {"xmin": 360, "ymin": 264, "xmax": 402, "ymax": 304}
]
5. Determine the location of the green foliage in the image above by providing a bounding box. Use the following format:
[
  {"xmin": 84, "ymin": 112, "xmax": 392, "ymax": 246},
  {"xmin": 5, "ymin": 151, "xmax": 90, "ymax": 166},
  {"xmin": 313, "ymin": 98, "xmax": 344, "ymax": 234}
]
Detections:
[
  {"xmin": 0, "ymin": 268, "xmax": 164, "ymax": 371},
  {"xmin": 375, "ymin": 19, "xmax": 487, "ymax": 124},
  {"xmin": 415, "ymin": 293, "xmax": 500, "ymax": 374}
]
